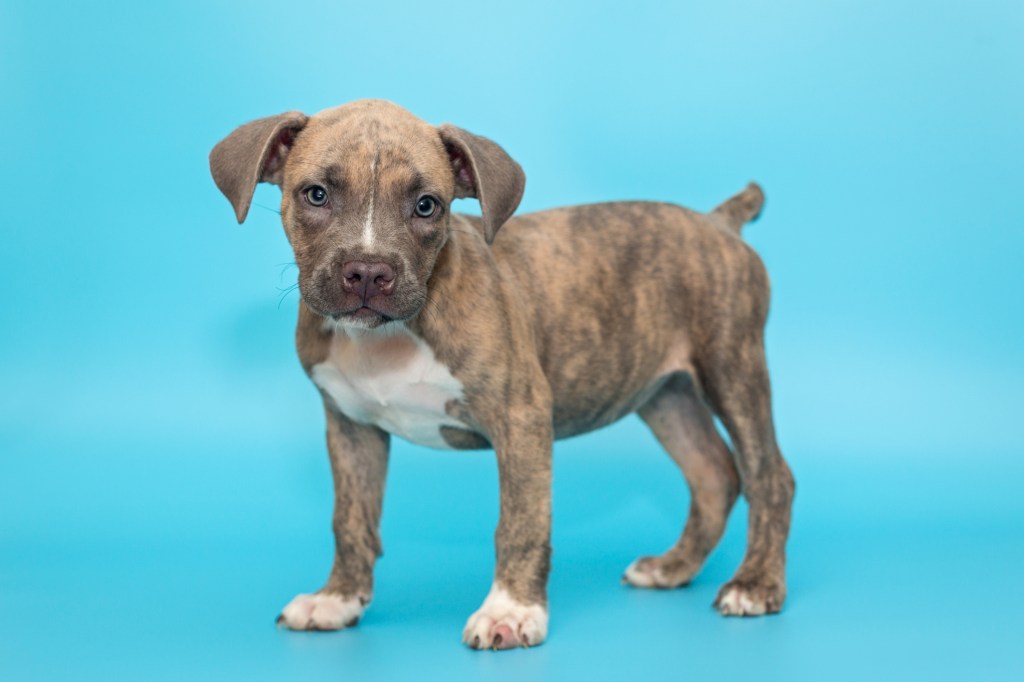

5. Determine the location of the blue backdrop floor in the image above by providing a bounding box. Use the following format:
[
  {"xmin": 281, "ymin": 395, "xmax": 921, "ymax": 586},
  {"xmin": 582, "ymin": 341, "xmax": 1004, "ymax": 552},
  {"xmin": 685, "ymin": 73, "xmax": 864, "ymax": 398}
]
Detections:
[{"xmin": 3, "ymin": 425, "xmax": 1021, "ymax": 681}]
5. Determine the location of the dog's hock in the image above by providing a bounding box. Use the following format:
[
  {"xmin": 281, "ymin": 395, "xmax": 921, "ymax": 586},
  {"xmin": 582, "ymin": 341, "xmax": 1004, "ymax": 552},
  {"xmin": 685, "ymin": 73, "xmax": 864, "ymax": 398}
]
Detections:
[{"xmin": 209, "ymin": 111, "xmax": 309, "ymax": 223}]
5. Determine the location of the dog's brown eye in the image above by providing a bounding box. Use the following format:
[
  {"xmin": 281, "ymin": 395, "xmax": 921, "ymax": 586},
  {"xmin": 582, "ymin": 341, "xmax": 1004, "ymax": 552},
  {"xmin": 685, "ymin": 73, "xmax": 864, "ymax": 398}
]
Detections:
[
  {"xmin": 414, "ymin": 196, "xmax": 437, "ymax": 218},
  {"xmin": 305, "ymin": 186, "xmax": 329, "ymax": 207}
]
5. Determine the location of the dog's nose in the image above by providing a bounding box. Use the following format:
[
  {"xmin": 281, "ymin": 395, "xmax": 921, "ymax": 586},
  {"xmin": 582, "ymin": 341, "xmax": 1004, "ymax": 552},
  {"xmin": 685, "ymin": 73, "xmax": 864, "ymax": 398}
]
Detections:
[{"xmin": 340, "ymin": 261, "xmax": 396, "ymax": 299}]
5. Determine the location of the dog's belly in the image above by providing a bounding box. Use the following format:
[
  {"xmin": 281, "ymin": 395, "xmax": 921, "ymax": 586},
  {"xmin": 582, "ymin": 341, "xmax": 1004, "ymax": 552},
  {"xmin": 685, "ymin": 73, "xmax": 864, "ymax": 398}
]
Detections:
[{"xmin": 310, "ymin": 325, "xmax": 467, "ymax": 449}]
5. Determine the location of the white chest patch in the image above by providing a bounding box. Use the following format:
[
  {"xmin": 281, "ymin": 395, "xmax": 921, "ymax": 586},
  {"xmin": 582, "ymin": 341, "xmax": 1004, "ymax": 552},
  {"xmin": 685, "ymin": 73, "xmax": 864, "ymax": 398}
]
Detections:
[{"xmin": 310, "ymin": 323, "xmax": 467, "ymax": 449}]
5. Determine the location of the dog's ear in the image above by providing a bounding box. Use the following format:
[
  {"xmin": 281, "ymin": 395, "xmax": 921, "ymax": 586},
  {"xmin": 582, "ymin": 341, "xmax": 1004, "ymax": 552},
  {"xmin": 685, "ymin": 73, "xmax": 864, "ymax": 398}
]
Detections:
[
  {"xmin": 209, "ymin": 111, "xmax": 309, "ymax": 223},
  {"xmin": 438, "ymin": 124, "xmax": 525, "ymax": 243}
]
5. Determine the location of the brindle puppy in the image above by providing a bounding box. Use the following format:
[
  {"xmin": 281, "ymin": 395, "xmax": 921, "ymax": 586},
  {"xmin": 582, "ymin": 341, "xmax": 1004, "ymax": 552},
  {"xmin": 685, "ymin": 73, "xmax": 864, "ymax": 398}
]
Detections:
[{"xmin": 209, "ymin": 99, "xmax": 795, "ymax": 650}]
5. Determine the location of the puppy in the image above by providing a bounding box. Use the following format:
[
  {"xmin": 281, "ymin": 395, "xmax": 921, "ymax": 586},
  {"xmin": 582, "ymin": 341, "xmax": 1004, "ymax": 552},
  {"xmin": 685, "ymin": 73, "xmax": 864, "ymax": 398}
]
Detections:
[{"xmin": 209, "ymin": 99, "xmax": 795, "ymax": 650}]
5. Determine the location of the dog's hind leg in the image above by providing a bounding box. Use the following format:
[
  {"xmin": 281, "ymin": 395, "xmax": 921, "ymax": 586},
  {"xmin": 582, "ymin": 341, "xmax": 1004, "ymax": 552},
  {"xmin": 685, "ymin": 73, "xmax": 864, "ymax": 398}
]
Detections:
[
  {"xmin": 623, "ymin": 372, "xmax": 740, "ymax": 589},
  {"xmin": 701, "ymin": 334, "xmax": 795, "ymax": 616}
]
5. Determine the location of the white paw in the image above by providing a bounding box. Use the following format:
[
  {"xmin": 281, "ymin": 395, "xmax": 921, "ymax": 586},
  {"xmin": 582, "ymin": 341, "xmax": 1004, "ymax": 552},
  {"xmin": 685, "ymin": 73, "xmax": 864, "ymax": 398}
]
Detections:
[
  {"xmin": 277, "ymin": 592, "xmax": 366, "ymax": 631},
  {"xmin": 622, "ymin": 558, "xmax": 669, "ymax": 588},
  {"xmin": 715, "ymin": 585, "xmax": 767, "ymax": 616},
  {"xmin": 462, "ymin": 584, "xmax": 548, "ymax": 650}
]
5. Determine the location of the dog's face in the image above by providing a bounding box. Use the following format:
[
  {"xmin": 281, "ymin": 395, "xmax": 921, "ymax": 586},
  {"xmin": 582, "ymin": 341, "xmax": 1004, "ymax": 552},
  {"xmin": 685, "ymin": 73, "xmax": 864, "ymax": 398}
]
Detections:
[
  {"xmin": 210, "ymin": 100, "xmax": 525, "ymax": 329},
  {"xmin": 282, "ymin": 104, "xmax": 456, "ymax": 326}
]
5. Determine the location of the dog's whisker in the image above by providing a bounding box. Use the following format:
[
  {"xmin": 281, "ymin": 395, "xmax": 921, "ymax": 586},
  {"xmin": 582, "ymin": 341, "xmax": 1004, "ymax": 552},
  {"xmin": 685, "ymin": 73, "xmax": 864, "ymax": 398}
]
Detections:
[
  {"xmin": 253, "ymin": 202, "xmax": 281, "ymax": 215},
  {"xmin": 276, "ymin": 281, "xmax": 300, "ymax": 309}
]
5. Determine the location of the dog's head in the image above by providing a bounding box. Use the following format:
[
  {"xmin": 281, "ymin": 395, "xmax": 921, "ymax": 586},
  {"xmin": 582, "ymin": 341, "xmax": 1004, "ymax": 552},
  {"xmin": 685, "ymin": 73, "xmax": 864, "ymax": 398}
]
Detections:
[{"xmin": 209, "ymin": 100, "xmax": 525, "ymax": 328}]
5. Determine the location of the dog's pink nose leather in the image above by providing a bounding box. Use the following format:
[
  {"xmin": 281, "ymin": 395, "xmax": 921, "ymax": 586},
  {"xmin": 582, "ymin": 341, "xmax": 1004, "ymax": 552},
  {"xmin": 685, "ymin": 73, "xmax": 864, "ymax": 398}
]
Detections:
[{"xmin": 340, "ymin": 261, "xmax": 396, "ymax": 299}]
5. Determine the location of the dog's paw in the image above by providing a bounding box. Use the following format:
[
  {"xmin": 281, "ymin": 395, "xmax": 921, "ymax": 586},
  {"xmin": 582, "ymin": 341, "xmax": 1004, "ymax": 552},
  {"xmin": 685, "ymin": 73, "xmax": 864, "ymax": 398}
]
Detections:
[
  {"xmin": 621, "ymin": 555, "xmax": 696, "ymax": 589},
  {"xmin": 462, "ymin": 585, "xmax": 548, "ymax": 650},
  {"xmin": 276, "ymin": 591, "xmax": 367, "ymax": 631},
  {"xmin": 714, "ymin": 578, "xmax": 785, "ymax": 616}
]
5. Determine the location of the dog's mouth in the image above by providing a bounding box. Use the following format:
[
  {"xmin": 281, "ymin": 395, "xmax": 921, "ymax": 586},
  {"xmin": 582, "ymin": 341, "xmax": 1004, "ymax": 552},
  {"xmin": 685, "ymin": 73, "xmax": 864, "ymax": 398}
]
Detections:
[
  {"xmin": 299, "ymin": 275, "xmax": 424, "ymax": 328},
  {"xmin": 331, "ymin": 305, "xmax": 394, "ymax": 327},
  {"xmin": 350, "ymin": 305, "xmax": 392, "ymax": 321}
]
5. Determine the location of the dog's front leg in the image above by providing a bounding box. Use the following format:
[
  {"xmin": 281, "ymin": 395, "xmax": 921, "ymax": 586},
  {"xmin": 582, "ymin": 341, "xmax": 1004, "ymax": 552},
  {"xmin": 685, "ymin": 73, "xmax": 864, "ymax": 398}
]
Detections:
[
  {"xmin": 278, "ymin": 405, "xmax": 389, "ymax": 630},
  {"xmin": 463, "ymin": 405, "xmax": 553, "ymax": 650}
]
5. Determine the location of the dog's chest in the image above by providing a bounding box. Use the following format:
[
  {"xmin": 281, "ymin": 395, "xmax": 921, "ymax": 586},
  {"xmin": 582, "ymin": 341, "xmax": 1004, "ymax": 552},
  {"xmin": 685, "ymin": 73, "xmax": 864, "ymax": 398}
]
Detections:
[{"xmin": 310, "ymin": 327, "xmax": 466, "ymax": 449}]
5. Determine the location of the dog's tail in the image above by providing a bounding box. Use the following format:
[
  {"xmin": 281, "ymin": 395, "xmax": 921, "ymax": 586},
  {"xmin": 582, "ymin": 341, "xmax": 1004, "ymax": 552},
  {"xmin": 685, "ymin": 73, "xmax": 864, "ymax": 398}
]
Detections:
[{"xmin": 710, "ymin": 182, "xmax": 765, "ymax": 233}]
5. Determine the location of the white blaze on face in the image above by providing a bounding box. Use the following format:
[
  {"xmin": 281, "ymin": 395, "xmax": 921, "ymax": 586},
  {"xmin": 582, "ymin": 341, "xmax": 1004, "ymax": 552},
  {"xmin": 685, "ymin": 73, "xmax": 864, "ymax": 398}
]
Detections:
[
  {"xmin": 360, "ymin": 150, "xmax": 379, "ymax": 250},
  {"xmin": 311, "ymin": 321, "xmax": 468, "ymax": 449}
]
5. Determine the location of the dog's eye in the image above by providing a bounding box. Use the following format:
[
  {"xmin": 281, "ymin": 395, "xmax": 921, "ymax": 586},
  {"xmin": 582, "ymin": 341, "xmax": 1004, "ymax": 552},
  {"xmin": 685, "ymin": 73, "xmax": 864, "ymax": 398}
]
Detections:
[
  {"xmin": 414, "ymin": 196, "xmax": 437, "ymax": 218},
  {"xmin": 305, "ymin": 186, "xmax": 329, "ymax": 207}
]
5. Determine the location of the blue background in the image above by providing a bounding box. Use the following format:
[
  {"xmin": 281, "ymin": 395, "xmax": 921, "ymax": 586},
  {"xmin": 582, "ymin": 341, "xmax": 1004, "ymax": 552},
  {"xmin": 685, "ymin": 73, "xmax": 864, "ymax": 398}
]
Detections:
[{"xmin": 2, "ymin": 0, "xmax": 1022, "ymax": 679}]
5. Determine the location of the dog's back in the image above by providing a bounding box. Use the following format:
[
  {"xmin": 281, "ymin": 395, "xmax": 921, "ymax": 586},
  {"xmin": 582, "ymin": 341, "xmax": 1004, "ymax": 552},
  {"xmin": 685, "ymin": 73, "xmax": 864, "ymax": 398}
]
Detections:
[{"xmin": 468, "ymin": 187, "xmax": 769, "ymax": 438}]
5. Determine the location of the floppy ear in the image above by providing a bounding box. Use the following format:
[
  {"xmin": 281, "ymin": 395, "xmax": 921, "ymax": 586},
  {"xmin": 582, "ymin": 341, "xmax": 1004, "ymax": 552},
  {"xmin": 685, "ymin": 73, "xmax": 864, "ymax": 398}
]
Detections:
[
  {"xmin": 209, "ymin": 111, "xmax": 309, "ymax": 223},
  {"xmin": 437, "ymin": 124, "xmax": 526, "ymax": 243}
]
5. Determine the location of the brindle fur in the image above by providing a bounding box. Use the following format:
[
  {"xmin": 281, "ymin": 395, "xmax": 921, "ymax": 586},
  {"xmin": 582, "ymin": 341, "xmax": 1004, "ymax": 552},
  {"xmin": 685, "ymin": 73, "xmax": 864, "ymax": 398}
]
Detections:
[{"xmin": 210, "ymin": 99, "xmax": 795, "ymax": 648}]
